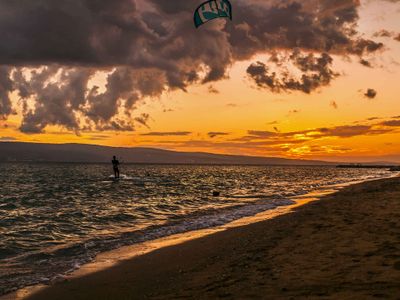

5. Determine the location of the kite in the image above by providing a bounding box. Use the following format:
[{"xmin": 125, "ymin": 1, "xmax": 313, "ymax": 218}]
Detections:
[{"xmin": 194, "ymin": 0, "xmax": 233, "ymax": 28}]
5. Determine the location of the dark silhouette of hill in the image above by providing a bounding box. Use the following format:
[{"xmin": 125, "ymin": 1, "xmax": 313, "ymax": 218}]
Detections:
[{"xmin": 0, "ymin": 142, "xmax": 335, "ymax": 165}]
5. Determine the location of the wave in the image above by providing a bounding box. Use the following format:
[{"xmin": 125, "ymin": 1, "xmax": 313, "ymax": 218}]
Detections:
[{"xmin": 0, "ymin": 197, "xmax": 294, "ymax": 295}]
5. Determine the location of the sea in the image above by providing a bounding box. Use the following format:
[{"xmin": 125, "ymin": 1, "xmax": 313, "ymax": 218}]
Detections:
[{"xmin": 0, "ymin": 163, "xmax": 394, "ymax": 295}]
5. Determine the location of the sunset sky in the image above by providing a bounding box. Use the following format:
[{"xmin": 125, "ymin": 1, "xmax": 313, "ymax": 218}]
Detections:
[{"xmin": 0, "ymin": 0, "xmax": 399, "ymax": 162}]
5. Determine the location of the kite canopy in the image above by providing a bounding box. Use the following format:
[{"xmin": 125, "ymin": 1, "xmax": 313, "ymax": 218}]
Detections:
[{"xmin": 194, "ymin": 0, "xmax": 232, "ymax": 28}]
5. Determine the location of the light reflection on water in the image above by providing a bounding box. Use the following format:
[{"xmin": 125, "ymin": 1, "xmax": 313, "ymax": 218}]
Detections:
[{"xmin": 0, "ymin": 163, "xmax": 392, "ymax": 294}]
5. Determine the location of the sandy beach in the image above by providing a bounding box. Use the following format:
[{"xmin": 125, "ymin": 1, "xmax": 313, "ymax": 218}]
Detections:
[{"xmin": 24, "ymin": 176, "xmax": 400, "ymax": 299}]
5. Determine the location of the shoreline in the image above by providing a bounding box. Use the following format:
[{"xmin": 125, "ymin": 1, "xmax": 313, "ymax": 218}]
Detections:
[{"xmin": 2, "ymin": 174, "xmax": 399, "ymax": 299}]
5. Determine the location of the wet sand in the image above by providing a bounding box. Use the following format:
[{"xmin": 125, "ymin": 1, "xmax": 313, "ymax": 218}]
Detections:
[{"xmin": 27, "ymin": 176, "xmax": 400, "ymax": 299}]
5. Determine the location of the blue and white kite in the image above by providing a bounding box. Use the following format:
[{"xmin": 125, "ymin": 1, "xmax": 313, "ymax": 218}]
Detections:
[{"xmin": 194, "ymin": 0, "xmax": 233, "ymax": 28}]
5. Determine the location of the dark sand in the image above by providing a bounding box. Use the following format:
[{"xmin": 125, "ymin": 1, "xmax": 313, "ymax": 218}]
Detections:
[{"xmin": 28, "ymin": 177, "xmax": 400, "ymax": 299}]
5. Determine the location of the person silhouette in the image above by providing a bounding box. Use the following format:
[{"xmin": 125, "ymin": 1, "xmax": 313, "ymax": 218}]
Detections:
[{"xmin": 112, "ymin": 156, "xmax": 120, "ymax": 179}]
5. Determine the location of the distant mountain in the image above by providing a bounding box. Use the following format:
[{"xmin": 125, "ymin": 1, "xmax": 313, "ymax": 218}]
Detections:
[{"xmin": 0, "ymin": 142, "xmax": 336, "ymax": 165}]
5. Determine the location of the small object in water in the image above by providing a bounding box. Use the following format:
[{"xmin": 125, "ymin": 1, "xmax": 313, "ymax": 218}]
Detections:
[{"xmin": 213, "ymin": 191, "xmax": 220, "ymax": 197}]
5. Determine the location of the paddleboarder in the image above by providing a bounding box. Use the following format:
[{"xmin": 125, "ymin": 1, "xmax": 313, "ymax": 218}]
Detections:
[{"xmin": 112, "ymin": 156, "xmax": 120, "ymax": 179}]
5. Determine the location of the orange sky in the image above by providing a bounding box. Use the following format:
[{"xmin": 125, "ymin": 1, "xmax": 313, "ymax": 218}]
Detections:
[{"xmin": 1, "ymin": 0, "xmax": 399, "ymax": 163}]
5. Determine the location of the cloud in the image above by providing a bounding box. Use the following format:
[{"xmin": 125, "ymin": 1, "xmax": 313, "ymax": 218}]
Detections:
[
  {"xmin": 359, "ymin": 59, "xmax": 372, "ymax": 67},
  {"xmin": 0, "ymin": 67, "xmax": 13, "ymax": 120},
  {"xmin": 17, "ymin": 67, "xmax": 95, "ymax": 133},
  {"xmin": 380, "ymin": 120, "xmax": 400, "ymax": 127},
  {"xmin": 373, "ymin": 29, "xmax": 400, "ymax": 42},
  {"xmin": 237, "ymin": 120, "xmax": 397, "ymax": 143},
  {"xmin": 208, "ymin": 132, "xmax": 230, "ymax": 138},
  {"xmin": 143, "ymin": 117, "xmax": 400, "ymax": 154},
  {"xmin": 0, "ymin": 136, "xmax": 17, "ymax": 141},
  {"xmin": 88, "ymin": 134, "xmax": 110, "ymax": 141},
  {"xmin": 267, "ymin": 120, "xmax": 279, "ymax": 125},
  {"xmin": 293, "ymin": 125, "xmax": 386, "ymax": 138},
  {"xmin": 134, "ymin": 113, "xmax": 151, "ymax": 129},
  {"xmin": 0, "ymin": 0, "xmax": 387, "ymax": 132},
  {"xmin": 230, "ymin": 0, "xmax": 383, "ymax": 58},
  {"xmin": 247, "ymin": 130, "xmax": 278, "ymax": 138},
  {"xmin": 317, "ymin": 125, "xmax": 389, "ymax": 138},
  {"xmin": 0, "ymin": 0, "xmax": 382, "ymax": 66},
  {"xmin": 288, "ymin": 109, "xmax": 300, "ymax": 114},
  {"xmin": 247, "ymin": 51, "xmax": 339, "ymax": 93},
  {"xmin": 226, "ymin": 103, "xmax": 238, "ymax": 108},
  {"xmin": 287, "ymin": 144, "xmax": 353, "ymax": 156},
  {"xmin": 364, "ymin": 88, "xmax": 377, "ymax": 99},
  {"xmin": 140, "ymin": 131, "xmax": 192, "ymax": 136},
  {"xmin": 373, "ymin": 29, "xmax": 394, "ymax": 38},
  {"xmin": 208, "ymin": 86, "xmax": 219, "ymax": 94},
  {"xmin": 155, "ymin": 139, "xmax": 305, "ymax": 151}
]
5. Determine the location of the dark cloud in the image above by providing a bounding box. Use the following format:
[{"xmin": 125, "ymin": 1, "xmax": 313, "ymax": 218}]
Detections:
[
  {"xmin": 0, "ymin": 0, "xmax": 231, "ymax": 130},
  {"xmin": 288, "ymin": 109, "xmax": 300, "ymax": 114},
  {"xmin": 141, "ymin": 131, "xmax": 192, "ymax": 136},
  {"xmin": 134, "ymin": 113, "xmax": 151, "ymax": 129},
  {"xmin": 0, "ymin": 1, "xmax": 149, "ymax": 66},
  {"xmin": 305, "ymin": 124, "xmax": 393, "ymax": 138},
  {"xmin": 208, "ymin": 86, "xmax": 219, "ymax": 94},
  {"xmin": 267, "ymin": 120, "xmax": 279, "ymax": 125},
  {"xmin": 0, "ymin": 67, "xmax": 13, "ymax": 119},
  {"xmin": 208, "ymin": 132, "xmax": 230, "ymax": 138},
  {"xmin": 350, "ymin": 39, "xmax": 383, "ymax": 54},
  {"xmin": 0, "ymin": 0, "xmax": 379, "ymax": 66},
  {"xmin": 373, "ymin": 29, "xmax": 393, "ymax": 38},
  {"xmin": 373, "ymin": 29, "xmax": 400, "ymax": 42},
  {"xmin": 359, "ymin": 59, "xmax": 372, "ymax": 67},
  {"xmin": 232, "ymin": 130, "xmax": 282, "ymax": 142},
  {"xmin": 247, "ymin": 51, "xmax": 339, "ymax": 93},
  {"xmin": 237, "ymin": 121, "xmax": 396, "ymax": 143},
  {"xmin": 247, "ymin": 130, "xmax": 278, "ymax": 138},
  {"xmin": 380, "ymin": 120, "xmax": 400, "ymax": 127},
  {"xmin": 16, "ymin": 67, "xmax": 94, "ymax": 133},
  {"xmin": 367, "ymin": 117, "xmax": 380, "ymax": 121},
  {"xmin": 86, "ymin": 68, "xmax": 137, "ymax": 129},
  {"xmin": 0, "ymin": 0, "xmax": 387, "ymax": 132},
  {"xmin": 229, "ymin": 0, "xmax": 383, "ymax": 58},
  {"xmin": 317, "ymin": 125, "xmax": 389, "ymax": 138},
  {"xmin": 364, "ymin": 88, "xmax": 377, "ymax": 99},
  {"xmin": 156, "ymin": 139, "xmax": 305, "ymax": 150},
  {"xmin": 15, "ymin": 66, "xmax": 167, "ymax": 133}
]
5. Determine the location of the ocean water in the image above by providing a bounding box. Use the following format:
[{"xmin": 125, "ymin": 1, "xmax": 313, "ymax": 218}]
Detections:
[{"xmin": 0, "ymin": 163, "xmax": 393, "ymax": 295}]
